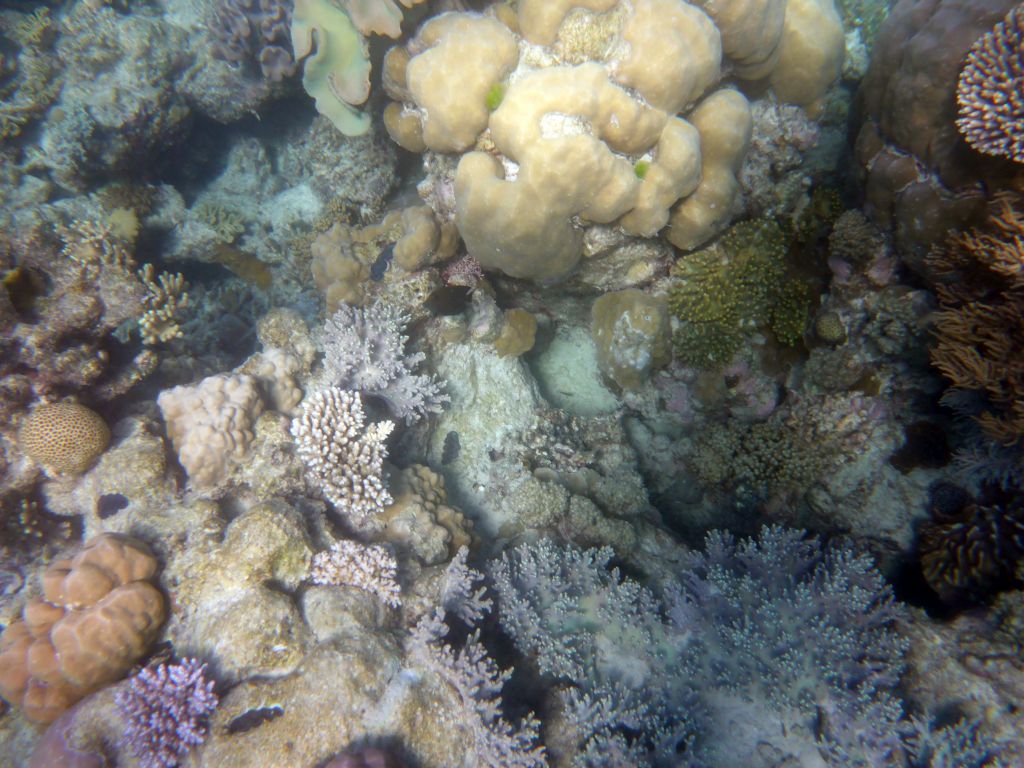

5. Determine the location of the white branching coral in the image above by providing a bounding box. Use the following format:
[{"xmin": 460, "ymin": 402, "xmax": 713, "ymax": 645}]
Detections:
[
  {"xmin": 322, "ymin": 301, "xmax": 448, "ymax": 424},
  {"xmin": 308, "ymin": 540, "xmax": 401, "ymax": 607},
  {"xmin": 291, "ymin": 387, "xmax": 394, "ymax": 527}
]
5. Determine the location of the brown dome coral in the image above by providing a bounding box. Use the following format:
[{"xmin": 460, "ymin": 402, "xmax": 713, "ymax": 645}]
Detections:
[
  {"xmin": 18, "ymin": 402, "xmax": 110, "ymax": 477},
  {"xmin": 0, "ymin": 533, "xmax": 165, "ymax": 723}
]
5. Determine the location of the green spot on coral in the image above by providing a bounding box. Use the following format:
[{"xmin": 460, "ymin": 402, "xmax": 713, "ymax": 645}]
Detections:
[
  {"xmin": 634, "ymin": 160, "xmax": 650, "ymax": 180},
  {"xmin": 291, "ymin": 0, "xmax": 372, "ymax": 136},
  {"xmin": 486, "ymin": 82, "xmax": 505, "ymax": 112}
]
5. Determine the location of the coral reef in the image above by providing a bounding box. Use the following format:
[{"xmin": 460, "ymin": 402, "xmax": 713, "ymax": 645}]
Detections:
[
  {"xmin": 590, "ymin": 289, "xmax": 671, "ymax": 390},
  {"xmin": 408, "ymin": 548, "xmax": 546, "ymax": 767},
  {"xmin": 492, "ymin": 527, "xmax": 918, "ymax": 767},
  {"xmin": 210, "ymin": 0, "xmax": 296, "ymax": 81},
  {"xmin": 158, "ymin": 373, "xmax": 267, "ymax": 489},
  {"xmin": 2, "ymin": 0, "xmax": 1023, "ymax": 765},
  {"xmin": 918, "ymin": 481, "xmax": 1024, "ymax": 605},
  {"xmin": 320, "ymin": 301, "xmax": 448, "ymax": 424},
  {"xmin": 956, "ymin": 5, "xmax": 1024, "ymax": 164},
  {"xmin": 18, "ymin": 403, "xmax": 110, "ymax": 478},
  {"xmin": 854, "ymin": 0, "xmax": 1021, "ymax": 257},
  {"xmin": 308, "ymin": 540, "xmax": 402, "ymax": 608},
  {"xmin": 291, "ymin": 0, "xmax": 427, "ymax": 135},
  {"xmin": 668, "ymin": 218, "xmax": 808, "ymax": 367},
  {"xmin": 928, "ymin": 194, "xmax": 1024, "ymax": 446},
  {"xmin": 378, "ymin": 464, "xmax": 472, "ymax": 566}
]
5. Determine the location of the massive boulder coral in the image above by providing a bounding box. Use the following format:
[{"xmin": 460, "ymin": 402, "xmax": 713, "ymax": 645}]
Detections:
[
  {"xmin": 18, "ymin": 403, "xmax": 110, "ymax": 478},
  {"xmin": 0, "ymin": 533, "xmax": 165, "ymax": 724},
  {"xmin": 158, "ymin": 373, "xmax": 267, "ymax": 490},
  {"xmin": 383, "ymin": 0, "xmax": 844, "ymax": 281}
]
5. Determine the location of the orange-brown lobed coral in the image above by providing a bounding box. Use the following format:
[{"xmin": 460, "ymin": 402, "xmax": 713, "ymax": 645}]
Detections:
[
  {"xmin": 0, "ymin": 533, "xmax": 165, "ymax": 723},
  {"xmin": 928, "ymin": 193, "xmax": 1024, "ymax": 445}
]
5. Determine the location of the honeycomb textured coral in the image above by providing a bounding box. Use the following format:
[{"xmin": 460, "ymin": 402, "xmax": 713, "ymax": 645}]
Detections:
[
  {"xmin": 0, "ymin": 533, "xmax": 165, "ymax": 724},
  {"xmin": 19, "ymin": 402, "xmax": 111, "ymax": 477}
]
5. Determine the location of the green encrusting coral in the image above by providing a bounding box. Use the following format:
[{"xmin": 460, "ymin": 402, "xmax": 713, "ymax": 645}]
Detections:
[{"xmin": 668, "ymin": 219, "xmax": 811, "ymax": 367}]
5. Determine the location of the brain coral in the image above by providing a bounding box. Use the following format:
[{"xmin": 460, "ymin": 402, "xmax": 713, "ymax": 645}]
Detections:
[
  {"xmin": 19, "ymin": 402, "xmax": 111, "ymax": 477},
  {"xmin": 383, "ymin": 0, "xmax": 844, "ymax": 282},
  {"xmin": 0, "ymin": 533, "xmax": 165, "ymax": 723}
]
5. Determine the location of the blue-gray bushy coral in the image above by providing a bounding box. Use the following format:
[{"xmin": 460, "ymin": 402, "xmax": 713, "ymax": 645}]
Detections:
[
  {"xmin": 492, "ymin": 527, "xmax": 992, "ymax": 768},
  {"xmin": 320, "ymin": 300, "xmax": 448, "ymax": 424}
]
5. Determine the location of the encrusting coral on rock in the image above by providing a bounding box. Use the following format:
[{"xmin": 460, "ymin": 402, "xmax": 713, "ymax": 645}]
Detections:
[{"xmin": 956, "ymin": 5, "xmax": 1024, "ymax": 164}]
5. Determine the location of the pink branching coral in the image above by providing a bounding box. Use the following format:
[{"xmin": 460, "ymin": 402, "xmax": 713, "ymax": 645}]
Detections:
[
  {"xmin": 115, "ymin": 658, "xmax": 218, "ymax": 768},
  {"xmin": 309, "ymin": 540, "xmax": 402, "ymax": 607},
  {"xmin": 956, "ymin": 6, "xmax": 1024, "ymax": 163}
]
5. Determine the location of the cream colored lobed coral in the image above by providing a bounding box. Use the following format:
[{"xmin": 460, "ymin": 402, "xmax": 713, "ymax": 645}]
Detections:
[
  {"xmin": 157, "ymin": 373, "xmax": 266, "ymax": 489},
  {"xmin": 384, "ymin": 0, "xmax": 845, "ymax": 282},
  {"xmin": 0, "ymin": 533, "xmax": 165, "ymax": 724}
]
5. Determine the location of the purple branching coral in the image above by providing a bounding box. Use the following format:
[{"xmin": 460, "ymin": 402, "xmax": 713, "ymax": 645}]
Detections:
[
  {"xmin": 115, "ymin": 658, "xmax": 218, "ymax": 768},
  {"xmin": 492, "ymin": 527, "xmax": 992, "ymax": 767},
  {"xmin": 321, "ymin": 301, "xmax": 448, "ymax": 424},
  {"xmin": 210, "ymin": 0, "xmax": 296, "ymax": 81}
]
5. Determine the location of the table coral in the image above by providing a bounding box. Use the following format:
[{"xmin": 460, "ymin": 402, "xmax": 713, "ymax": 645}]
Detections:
[
  {"xmin": 0, "ymin": 533, "xmax": 165, "ymax": 724},
  {"xmin": 18, "ymin": 402, "xmax": 110, "ymax": 478},
  {"xmin": 956, "ymin": 5, "xmax": 1024, "ymax": 164}
]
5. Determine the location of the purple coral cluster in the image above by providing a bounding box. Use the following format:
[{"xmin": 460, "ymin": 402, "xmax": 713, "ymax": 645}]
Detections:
[
  {"xmin": 957, "ymin": 6, "xmax": 1024, "ymax": 163},
  {"xmin": 210, "ymin": 0, "xmax": 296, "ymax": 81},
  {"xmin": 114, "ymin": 658, "xmax": 218, "ymax": 768}
]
